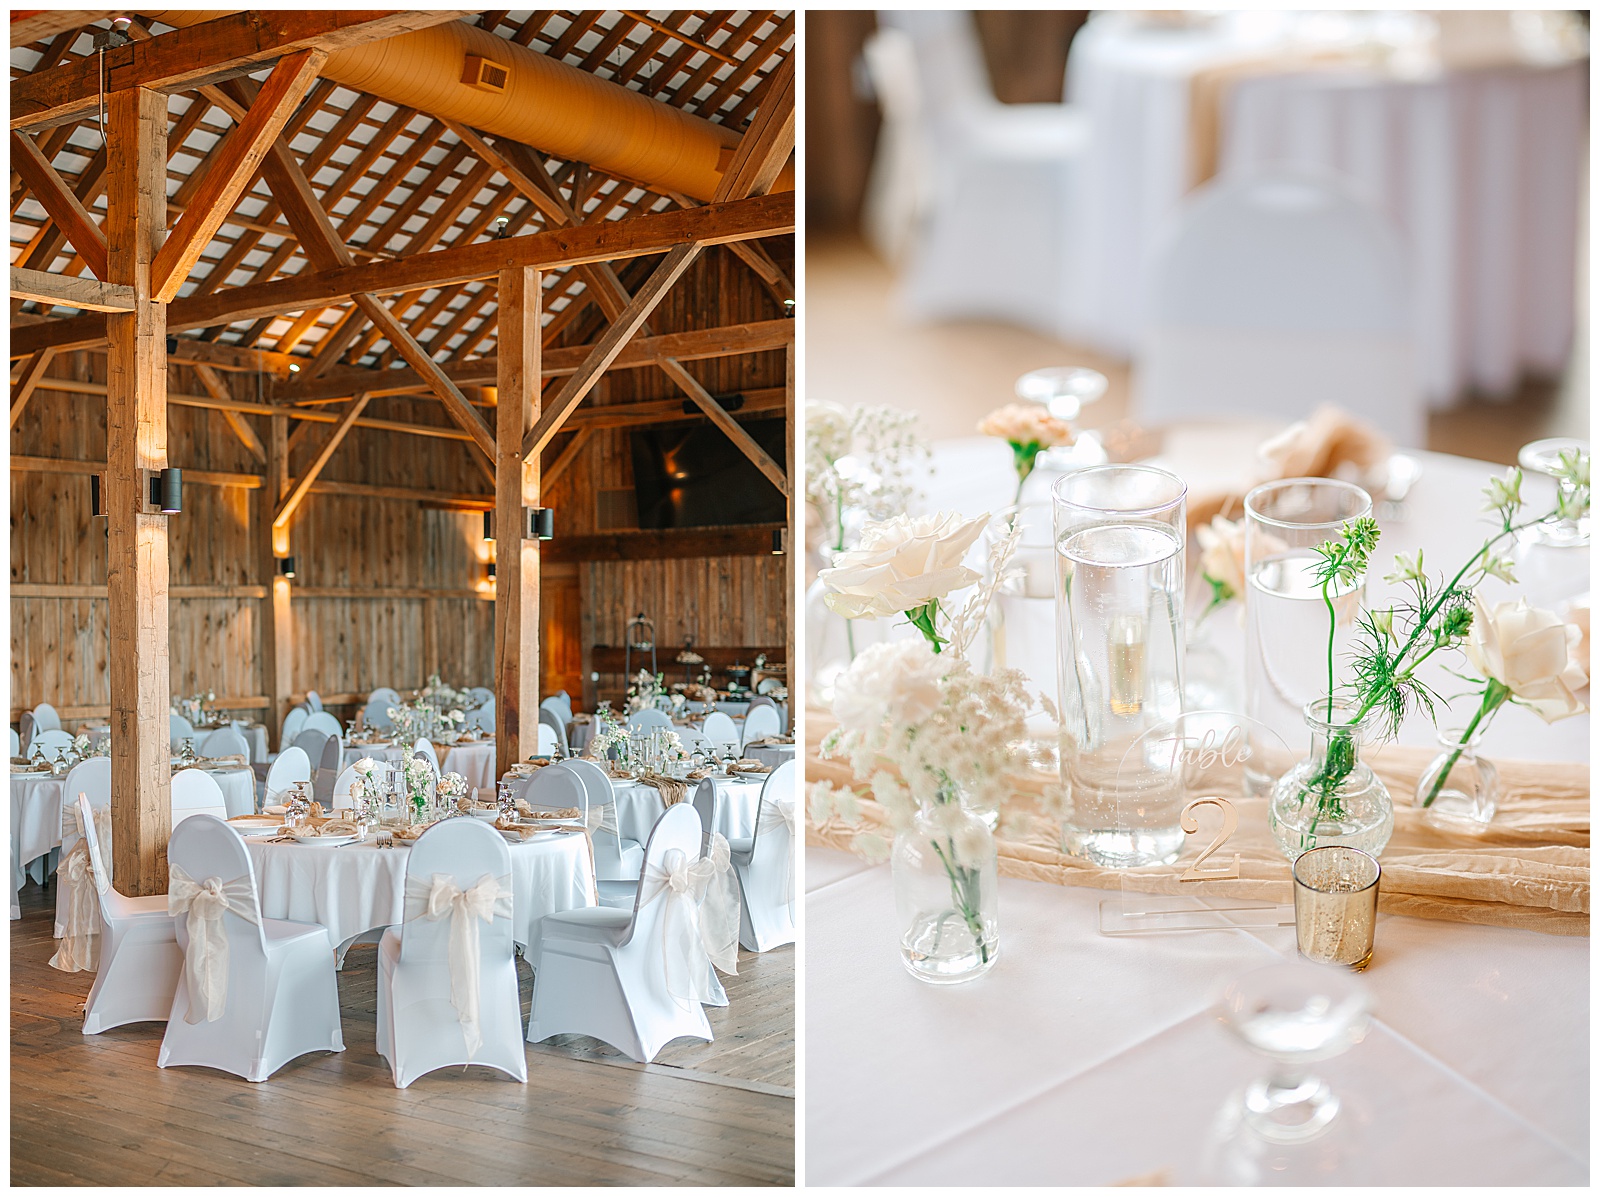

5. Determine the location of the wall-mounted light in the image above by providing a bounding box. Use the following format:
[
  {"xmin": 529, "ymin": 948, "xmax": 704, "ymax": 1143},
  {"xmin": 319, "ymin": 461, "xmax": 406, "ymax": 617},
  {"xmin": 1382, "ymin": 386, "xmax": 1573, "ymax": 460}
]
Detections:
[
  {"xmin": 783, "ymin": 298, "xmax": 796, "ymax": 318},
  {"xmin": 277, "ymin": 556, "xmax": 296, "ymax": 580},
  {"xmin": 90, "ymin": 473, "xmax": 106, "ymax": 517},
  {"xmin": 487, "ymin": 561, "xmax": 497, "ymax": 580},
  {"xmin": 144, "ymin": 467, "xmax": 182, "ymax": 514},
  {"xmin": 771, "ymin": 527, "xmax": 786, "ymax": 556},
  {"xmin": 526, "ymin": 507, "xmax": 555, "ymax": 541},
  {"xmin": 483, "ymin": 510, "xmax": 494, "ymax": 542},
  {"xmin": 288, "ymin": 362, "xmax": 301, "ymax": 373}
]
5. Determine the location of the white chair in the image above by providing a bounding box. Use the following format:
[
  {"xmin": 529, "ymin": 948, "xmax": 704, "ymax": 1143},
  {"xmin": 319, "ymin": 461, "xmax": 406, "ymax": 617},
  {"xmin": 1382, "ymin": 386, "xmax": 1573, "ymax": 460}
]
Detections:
[
  {"xmin": 159, "ymin": 814, "xmax": 344, "ymax": 1082},
  {"xmin": 553, "ymin": 691, "xmax": 574, "ymax": 722},
  {"xmin": 536, "ymin": 722, "xmax": 560, "ymax": 758},
  {"xmin": 9, "ymin": 727, "xmax": 18, "ymax": 757},
  {"xmin": 468, "ymin": 699, "xmax": 496, "ymax": 735},
  {"xmin": 280, "ymin": 705, "xmax": 309, "ymax": 751},
  {"xmin": 702, "ymin": 711, "xmax": 739, "ymax": 751},
  {"xmin": 868, "ymin": 12, "xmax": 1091, "ymax": 338},
  {"xmin": 198, "ymin": 725, "xmax": 250, "ymax": 760},
  {"xmin": 69, "ymin": 795, "xmax": 183, "ymax": 1034},
  {"xmin": 729, "ymin": 761, "xmax": 797, "ymax": 953},
  {"xmin": 304, "ymin": 690, "xmax": 323, "ymax": 712},
  {"xmin": 291, "ymin": 728, "xmax": 332, "ymax": 777},
  {"xmin": 556, "ymin": 759, "xmax": 644, "ymax": 888},
  {"xmin": 368, "ymin": 687, "xmax": 403, "ymax": 708},
  {"xmin": 30, "ymin": 728, "xmax": 74, "ymax": 758},
  {"xmin": 375, "ymin": 818, "xmax": 527, "ymax": 1088},
  {"xmin": 264, "ymin": 746, "xmax": 311, "ymax": 804},
  {"xmin": 169, "ymin": 713, "xmax": 195, "ymax": 750},
  {"xmin": 412, "ymin": 738, "xmax": 440, "ymax": 772},
  {"xmin": 312, "ymin": 736, "xmax": 342, "ymax": 806},
  {"xmin": 363, "ymin": 696, "xmax": 395, "ymax": 733},
  {"xmin": 677, "ymin": 728, "xmax": 712, "ymax": 757},
  {"xmin": 539, "ymin": 702, "xmax": 568, "ymax": 746},
  {"xmin": 171, "ymin": 769, "xmax": 229, "ymax": 827},
  {"xmin": 466, "ymin": 687, "xmax": 494, "ymax": 706},
  {"xmin": 331, "ymin": 762, "xmax": 363, "ymax": 802},
  {"xmin": 528, "ymin": 803, "xmax": 713, "ymax": 1063},
  {"xmin": 1138, "ymin": 170, "xmax": 1420, "ymax": 447},
  {"xmin": 741, "ymin": 704, "xmax": 781, "ymax": 750},
  {"xmin": 31, "ymin": 702, "xmax": 62, "ymax": 732},
  {"xmin": 302, "ymin": 711, "xmax": 342, "ymax": 738},
  {"xmin": 54, "ymin": 757, "xmax": 114, "ymax": 937},
  {"xmin": 627, "ymin": 708, "xmax": 672, "ymax": 732}
]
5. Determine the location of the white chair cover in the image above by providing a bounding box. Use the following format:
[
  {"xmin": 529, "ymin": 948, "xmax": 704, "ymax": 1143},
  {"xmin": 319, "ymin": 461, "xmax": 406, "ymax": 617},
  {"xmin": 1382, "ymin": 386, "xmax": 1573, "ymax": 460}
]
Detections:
[
  {"xmin": 742, "ymin": 703, "xmax": 781, "ymax": 749},
  {"xmin": 536, "ymin": 723, "xmax": 560, "ymax": 757},
  {"xmin": 264, "ymin": 745, "xmax": 312, "ymax": 802},
  {"xmin": 170, "ymin": 712, "xmax": 195, "ymax": 748},
  {"xmin": 280, "ymin": 704, "xmax": 309, "ymax": 750},
  {"xmin": 198, "ymin": 725, "xmax": 250, "ymax": 760},
  {"xmin": 305, "ymin": 690, "xmax": 323, "ymax": 712},
  {"xmin": 756, "ymin": 798, "xmax": 797, "ymax": 913},
  {"xmin": 32, "ymin": 702, "xmax": 62, "ymax": 732},
  {"xmin": 469, "ymin": 699, "xmax": 495, "ymax": 735},
  {"xmin": 731, "ymin": 760, "xmax": 798, "ymax": 953},
  {"xmin": 167, "ymin": 863, "xmax": 260, "ymax": 1023},
  {"xmin": 30, "ymin": 728, "xmax": 74, "ymax": 757},
  {"xmin": 702, "ymin": 711, "xmax": 739, "ymax": 748},
  {"xmin": 466, "ymin": 686, "xmax": 494, "ymax": 706},
  {"xmin": 362, "ymin": 696, "xmax": 394, "ymax": 733},
  {"xmin": 303, "ymin": 710, "xmax": 342, "ymax": 738},
  {"xmin": 313, "ymin": 735, "xmax": 342, "ymax": 805},
  {"xmin": 700, "ymin": 834, "xmax": 740, "ymax": 977},
  {"xmin": 413, "ymin": 738, "xmax": 440, "ymax": 771},
  {"xmin": 10, "ymin": 727, "xmax": 20, "ymax": 756},
  {"xmin": 50, "ymin": 802, "xmax": 112, "ymax": 973},
  {"xmin": 638, "ymin": 847, "xmax": 720, "ymax": 1006},
  {"xmin": 171, "ymin": 768, "xmax": 229, "ymax": 826},
  {"xmin": 401, "ymin": 872, "xmax": 514, "ymax": 1059},
  {"xmin": 628, "ymin": 708, "xmax": 672, "ymax": 732}
]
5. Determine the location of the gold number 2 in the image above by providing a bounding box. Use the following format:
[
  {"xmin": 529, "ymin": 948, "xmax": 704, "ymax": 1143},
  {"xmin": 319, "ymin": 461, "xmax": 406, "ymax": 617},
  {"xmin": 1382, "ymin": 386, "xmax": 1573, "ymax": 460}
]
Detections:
[{"xmin": 1178, "ymin": 796, "xmax": 1240, "ymax": 881}]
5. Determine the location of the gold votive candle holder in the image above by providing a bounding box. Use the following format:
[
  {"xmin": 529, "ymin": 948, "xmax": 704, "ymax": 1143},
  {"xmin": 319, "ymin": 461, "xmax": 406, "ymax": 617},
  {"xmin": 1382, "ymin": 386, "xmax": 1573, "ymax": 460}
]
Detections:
[{"xmin": 1292, "ymin": 846, "xmax": 1380, "ymax": 970}]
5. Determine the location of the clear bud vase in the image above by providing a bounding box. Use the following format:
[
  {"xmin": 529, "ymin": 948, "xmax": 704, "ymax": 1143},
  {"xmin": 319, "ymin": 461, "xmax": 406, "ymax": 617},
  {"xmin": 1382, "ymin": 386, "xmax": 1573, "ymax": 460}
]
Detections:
[
  {"xmin": 1269, "ymin": 697, "xmax": 1394, "ymax": 862},
  {"xmin": 1414, "ymin": 726, "xmax": 1498, "ymax": 829},
  {"xmin": 892, "ymin": 794, "xmax": 999, "ymax": 985}
]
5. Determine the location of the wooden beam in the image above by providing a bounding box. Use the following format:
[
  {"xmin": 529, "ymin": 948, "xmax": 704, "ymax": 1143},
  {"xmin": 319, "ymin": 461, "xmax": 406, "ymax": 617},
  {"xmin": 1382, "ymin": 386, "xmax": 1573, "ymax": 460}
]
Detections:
[
  {"xmin": 540, "ymin": 524, "xmax": 787, "ymax": 564},
  {"xmin": 11, "ymin": 191, "xmax": 795, "ymax": 358},
  {"xmin": 712, "ymin": 52, "xmax": 795, "ymax": 203},
  {"xmin": 9, "ymin": 346, "xmax": 55, "ymax": 428},
  {"xmin": 151, "ymin": 49, "xmax": 326, "ymax": 303},
  {"xmin": 10, "ymin": 265, "xmax": 132, "ymax": 312},
  {"xmin": 495, "ymin": 266, "xmax": 541, "ymax": 776},
  {"xmin": 104, "ymin": 84, "xmax": 171, "ymax": 898},
  {"xmin": 660, "ymin": 356, "xmax": 789, "ymax": 495},
  {"xmin": 10, "ymin": 11, "xmax": 101, "ymax": 47},
  {"xmin": 350, "ymin": 293, "xmax": 496, "ymax": 460},
  {"xmin": 191, "ymin": 362, "xmax": 266, "ymax": 464},
  {"xmin": 260, "ymin": 413, "xmax": 293, "ymax": 746},
  {"xmin": 541, "ymin": 427, "xmax": 592, "ymax": 490},
  {"xmin": 10, "ymin": 129, "xmax": 108, "ymax": 279},
  {"xmin": 275, "ymin": 318, "xmax": 794, "ymax": 403},
  {"xmin": 11, "ymin": 10, "xmax": 471, "ymax": 132},
  {"xmin": 522, "ymin": 244, "xmax": 701, "ymax": 460},
  {"xmin": 272, "ymin": 393, "xmax": 371, "ymax": 528},
  {"xmin": 785, "ymin": 340, "xmax": 795, "ymax": 719}
]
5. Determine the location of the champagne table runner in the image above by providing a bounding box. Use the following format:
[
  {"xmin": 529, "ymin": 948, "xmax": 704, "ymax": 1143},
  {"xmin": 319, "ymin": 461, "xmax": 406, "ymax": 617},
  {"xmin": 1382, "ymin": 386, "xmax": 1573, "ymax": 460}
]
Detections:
[{"xmin": 805, "ymin": 710, "xmax": 1589, "ymax": 936}]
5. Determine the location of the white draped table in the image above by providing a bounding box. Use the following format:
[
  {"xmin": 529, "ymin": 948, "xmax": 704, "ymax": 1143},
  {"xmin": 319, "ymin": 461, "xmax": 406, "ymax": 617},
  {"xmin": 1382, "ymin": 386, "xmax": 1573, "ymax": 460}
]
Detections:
[
  {"xmin": 343, "ymin": 738, "xmax": 498, "ymax": 793},
  {"xmin": 749, "ymin": 742, "xmax": 798, "ymax": 769},
  {"xmin": 246, "ymin": 830, "xmax": 593, "ymax": 954},
  {"xmin": 612, "ymin": 775, "xmax": 766, "ymax": 847},
  {"xmin": 804, "ymin": 848, "xmax": 1587, "ymax": 1185}
]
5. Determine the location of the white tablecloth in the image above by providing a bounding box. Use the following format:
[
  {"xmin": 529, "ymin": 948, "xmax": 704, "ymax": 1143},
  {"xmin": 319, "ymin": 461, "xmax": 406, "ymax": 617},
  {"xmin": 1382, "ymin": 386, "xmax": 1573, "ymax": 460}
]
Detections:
[
  {"xmin": 1064, "ymin": 11, "xmax": 1585, "ymax": 402},
  {"xmin": 205, "ymin": 765, "xmax": 257, "ymax": 819},
  {"xmin": 247, "ymin": 830, "xmax": 593, "ymax": 953},
  {"xmin": 805, "ymin": 849, "xmax": 1587, "ymax": 1184},
  {"xmin": 345, "ymin": 738, "xmax": 497, "ymax": 790},
  {"xmin": 612, "ymin": 775, "xmax": 766, "ymax": 847},
  {"xmin": 748, "ymin": 743, "xmax": 797, "ymax": 769}
]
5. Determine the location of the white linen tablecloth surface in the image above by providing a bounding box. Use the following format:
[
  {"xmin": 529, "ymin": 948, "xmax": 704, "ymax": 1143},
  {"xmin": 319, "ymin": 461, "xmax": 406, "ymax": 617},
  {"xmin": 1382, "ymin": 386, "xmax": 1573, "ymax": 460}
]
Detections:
[
  {"xmin": 439, "ymin": 740, "xmax": 497, "ymax": 791},
  {"xmin": 247, "ymin": 830, "xmax": 593, "ymax": 952},
  {"xmin": 749, "ymin": 743, "xmax": 798, "ymax": 769},
  {"xmin": 10, "ymin": 771, "xmax": 62, "ymax": 918},
  {"xmin": 612, "ymin": 775, "xmax": 766, "ymax": 847},
  {"xmin": 804, "ymin": 849, "xmax": 1588, "ymax": 1185},
  {"xmin": 204, "ymin": 765, "xmax": 257, "ymax": 819}
]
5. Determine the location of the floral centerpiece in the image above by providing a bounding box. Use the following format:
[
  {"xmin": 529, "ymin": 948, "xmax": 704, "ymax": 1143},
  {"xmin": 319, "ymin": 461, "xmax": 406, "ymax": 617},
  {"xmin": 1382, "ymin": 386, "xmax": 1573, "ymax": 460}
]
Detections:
[
  {"xmin": 173, "ymin": 691, "xmax": 216, "ymax": 726},
  {"xmin": 977, "ymin": 403, "xmax": 1075, "ymax": 509},
  {"xmin": 402, "ymin": 752, "xmax": 435, "ymax": 820},
  {"xmin": 586, "ymin": 706, "xmax": 627, "ymax": 760},
  {"xmin": 438, "ymin": 770, "xmax": 469, "ymax": 812},
  {"xmin": 419, "ymin": 673, "xmax": 476, "ymax": 714},
  {"xmin": 627, "ymin": 669, "xmax": 666, "ymax": 714},
  {"xmin": 71, "ymin": 733, "xmax": 108, "ymax": 760},
  {"xmin": 806, "ymin": 402, "xmax": 930, "ymax": 554}
]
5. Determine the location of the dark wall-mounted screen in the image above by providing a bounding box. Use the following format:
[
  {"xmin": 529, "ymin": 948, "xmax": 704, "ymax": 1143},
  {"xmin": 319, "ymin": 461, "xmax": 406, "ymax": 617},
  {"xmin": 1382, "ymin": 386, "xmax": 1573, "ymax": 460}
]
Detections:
[{"xmin": 631, "ymin": 416, "xmax": 786, "ymax": 529}]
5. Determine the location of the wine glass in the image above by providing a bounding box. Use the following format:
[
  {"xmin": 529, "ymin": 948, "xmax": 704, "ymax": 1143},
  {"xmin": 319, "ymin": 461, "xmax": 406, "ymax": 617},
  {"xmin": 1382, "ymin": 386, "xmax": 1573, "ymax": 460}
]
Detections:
[
  {"xmin": 1014, "ymin": 366, "xmax": 1108, "ymax": 422},
  {"xmin": 1218, "ymin": 961, "xmax": 1371, "ymax": 1142},
  {"xmin": 1509, "ymin": 438, "xmax": 1589, "ymax": 606}
]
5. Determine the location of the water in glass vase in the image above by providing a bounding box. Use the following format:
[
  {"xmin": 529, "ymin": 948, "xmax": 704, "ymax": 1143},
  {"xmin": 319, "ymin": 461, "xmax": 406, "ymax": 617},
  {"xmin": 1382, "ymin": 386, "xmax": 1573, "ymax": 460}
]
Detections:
[
  {"xmin": 1056, "ymin": 522, "xmax": 1185, "ymax": 867},
  {"xmin": 893, "ymin": 804, "xmax": 999, "ymax": 984},
  {"xmin": 1245, "ymin": 553, "xmax": 1362, "ymax": 792}
]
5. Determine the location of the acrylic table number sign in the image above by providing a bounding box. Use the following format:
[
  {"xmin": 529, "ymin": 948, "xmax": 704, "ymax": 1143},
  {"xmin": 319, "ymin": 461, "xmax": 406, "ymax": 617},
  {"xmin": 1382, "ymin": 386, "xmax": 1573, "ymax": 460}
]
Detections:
[{"xmin": 1097, "ymin": 711, "xmax": 1296, "ymax": 936}]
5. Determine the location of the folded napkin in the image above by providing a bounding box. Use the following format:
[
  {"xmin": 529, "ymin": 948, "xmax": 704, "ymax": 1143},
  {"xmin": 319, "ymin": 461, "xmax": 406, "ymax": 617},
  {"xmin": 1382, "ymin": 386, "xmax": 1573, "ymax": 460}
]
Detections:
[
  {"xmin": 494, "ymin": 816, "xmax": 545, "ymax": 841},
  {"xmin": 806, "ymin": 708, "xmax": 1590, "ymax": 937},
  {"xmin": 1185, "ymin": 405, "xmax": 1392, "ymax": 531},
  {"xmin": 728, "ymin": 759, "xmax": 773, "ymax": 775},
  {"xmin": 606, "ymin": 765, "xmax": 635, "ymax": 781},
  {"xmin": 749, "ymin": 736, "xmax": 795, "ymax": 748},
  {"xmin": 391, "ymin": 822, "xmax": 434, "ymax": 843},
  {"xmin": 512, "ymin": 800, "xmax": 581, "ymax": 820},
  {"xmin": 194, "ymin": 754, "xmax": 250, "ymax": 770},
  {"xmin": 638, "ymin": 772, "xmax": 691, "ymax": 805}
]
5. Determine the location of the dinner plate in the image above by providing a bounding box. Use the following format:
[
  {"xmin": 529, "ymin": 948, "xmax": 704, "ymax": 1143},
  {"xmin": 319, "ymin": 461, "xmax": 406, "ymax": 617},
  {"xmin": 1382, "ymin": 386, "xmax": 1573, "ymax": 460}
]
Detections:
[
  {"xmin": 468, "ymin": 807, "xmax": 502, "ymax": 820},
  {"xmin": 233, "ymin": 824, "xmax": 284, "ymax": 838},
  {"xmin": 287, "ymin": 833, "xmax": 359, "ymax": 847},
  {"xmin": 499, "ymin": 827, "xmax": 562, "ymax": 844}
]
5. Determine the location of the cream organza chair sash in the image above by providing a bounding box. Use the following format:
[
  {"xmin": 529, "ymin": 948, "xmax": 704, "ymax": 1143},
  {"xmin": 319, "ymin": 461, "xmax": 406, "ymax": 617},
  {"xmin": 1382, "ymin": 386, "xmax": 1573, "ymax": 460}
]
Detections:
[
  {"xmin": 757, "ymin": 799, "xmax": 797, "ymax": 913},
  {"xmin": 584, "ymin": 801, "xmax": 620, "ymax": 839},
  {"xmin": 639, "ymin": 837, "xmax": 740, "ymax": 1004},
  {"xmin": 167, "ymin": 864, "xmax": 259, "ymax": 1023},
  {"xmin": 402, "ymin": 871, "xmax": 513, "ymax": 1059},
  {"xmin": 49, "ymin": 802, "xmax": 113, "ymax": 974}
]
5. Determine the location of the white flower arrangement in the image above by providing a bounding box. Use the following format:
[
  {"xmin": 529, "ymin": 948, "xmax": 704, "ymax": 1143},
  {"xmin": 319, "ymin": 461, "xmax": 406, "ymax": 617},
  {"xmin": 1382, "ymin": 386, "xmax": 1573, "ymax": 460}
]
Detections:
[
  {"xmin": 438, "ymin": 771, "xmax": 469, "ymax": 801},
  {"xmin": 806, "ymin": 401, "xmax": 930, "ymax": 553},
  {"xmin": 626, "ymin": 669, "xmax": 665, "ymax": 714},
  {"xmin": 587, "ymin": 707, "xmax": 627, "ymax": 759},
  {"xmin": 403, "ymin": 752, "xmax": 434, "ymax": 813}
]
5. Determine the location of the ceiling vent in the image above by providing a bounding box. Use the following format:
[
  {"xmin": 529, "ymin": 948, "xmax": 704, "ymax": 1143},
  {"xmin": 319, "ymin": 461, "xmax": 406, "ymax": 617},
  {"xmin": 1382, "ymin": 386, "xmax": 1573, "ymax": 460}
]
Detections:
[{"xmin": 462, "ymin": 55, "xmax": 509, "ymax": 92}]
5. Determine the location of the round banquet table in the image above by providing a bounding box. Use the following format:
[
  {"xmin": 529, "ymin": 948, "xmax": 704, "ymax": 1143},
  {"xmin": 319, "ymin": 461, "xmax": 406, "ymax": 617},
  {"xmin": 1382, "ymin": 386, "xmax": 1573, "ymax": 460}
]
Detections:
[
  {"xmin": 198, "ymin": 764, "xmax": 258, "ymax": 819},
  {"xmin": 246, "ymin": 829, "xmax": 594, "ymax": 955},
  {"xmin": 612, "ymin": 775, "xmax": 766, "ymax": 847},
  {"xmin": 1062, "ymin": 11, "xmax": 1586, "ymax": 403},
  {"xmin": 748, "ymin": 743, "xmax": 798, "ymax": 769},
  {"xmin": 344, "ymin": 738, "xmax": 497, "ymax": 791},
  {"xmin": 804, "ymin": 848, "xmax": 1587, "ymax": 1185}
]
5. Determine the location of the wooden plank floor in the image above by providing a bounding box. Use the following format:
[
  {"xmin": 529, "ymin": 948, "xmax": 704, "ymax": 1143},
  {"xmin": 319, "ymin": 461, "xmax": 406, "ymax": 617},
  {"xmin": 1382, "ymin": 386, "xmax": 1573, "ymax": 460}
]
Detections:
[{"xmin": 11, "ymin": 880, "xmax": 793, "ymax": 1186}]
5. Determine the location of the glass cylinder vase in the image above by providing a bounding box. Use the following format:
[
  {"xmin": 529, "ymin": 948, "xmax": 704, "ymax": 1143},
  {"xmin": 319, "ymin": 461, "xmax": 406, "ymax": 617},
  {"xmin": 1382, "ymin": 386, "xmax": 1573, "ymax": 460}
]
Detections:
[
  {"xmin": 1052, "ymin": 465, "xmax": 1188, "ymax": 867},
  {"xmin": 1269, "ymin": 697, "xmax": 1393, "ymax": 862},
  {"xmin": 892, "ymin": 797, "xmax": 999, "ymax": 985},
  {"xmin": 1243, "ymin": 478, "xmax": 1373, "ymax": 794},
  {"xmin": 1414, "ymin": 726, "xmax": 1498, "ymax": 829}
]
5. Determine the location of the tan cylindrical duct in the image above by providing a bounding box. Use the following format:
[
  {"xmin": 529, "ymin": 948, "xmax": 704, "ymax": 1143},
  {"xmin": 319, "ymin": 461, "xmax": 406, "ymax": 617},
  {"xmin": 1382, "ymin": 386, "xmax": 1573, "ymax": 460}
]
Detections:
[{"xmin": 139, "ymin": 12, "xmax": 792, "ymax": 201}]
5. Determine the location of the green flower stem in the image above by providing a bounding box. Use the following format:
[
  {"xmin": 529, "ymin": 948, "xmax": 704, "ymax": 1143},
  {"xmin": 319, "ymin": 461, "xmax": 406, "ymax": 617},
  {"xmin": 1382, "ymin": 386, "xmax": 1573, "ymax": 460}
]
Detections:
[
  {"xmin": 1422, "ymin": 680, "xmax": 1509, "ymax": 808},
  {"xmin": 904, "ymin": 598, "xmax": 947, "ymax": 654},
  {"xmin": 929, "ymin": 837, "xmax": 989, "ymax": 965}
]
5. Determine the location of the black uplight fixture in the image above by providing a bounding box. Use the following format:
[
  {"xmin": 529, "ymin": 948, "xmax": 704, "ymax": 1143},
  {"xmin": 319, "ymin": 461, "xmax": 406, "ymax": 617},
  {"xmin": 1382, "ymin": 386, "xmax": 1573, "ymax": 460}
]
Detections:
[
  {"xmin": 483, "ymin": 510, "xmax": 494, "ymax": 542},
  {"xmin": 771, "ymin": 527, "xmax": 786, "ymax": 556},
  {"xmin": 487, "ymin": 561, "xmax": 497, "ymax": 580},
  {"xmin": 526, "ymin": 507, "xmax": 555, "ymax": 541},
  {"xmin": 90, "ymin": 473, "xmax": 106, "ymax": 517},
  {"xmin": 278, "ymin": 556, "xmax": 296, "ymax": 580},
  {"xmin": 146, "ymin": 467, "xmax": 182, "ymax": 514}
]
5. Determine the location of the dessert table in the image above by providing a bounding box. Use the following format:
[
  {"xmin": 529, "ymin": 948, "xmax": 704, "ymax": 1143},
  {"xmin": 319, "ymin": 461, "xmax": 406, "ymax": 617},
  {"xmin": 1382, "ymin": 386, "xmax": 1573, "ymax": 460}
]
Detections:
[
  {"xmin": 246, "ymin": 829, "xmax": 593, "ymax": 956},
  {"xmin": 804, "ymin": 846, "xmax": 1587, "ymax": 1185},
  {"xmin": 1062, "ymin": 11, "xmax": 1586, "ymax": 403}
]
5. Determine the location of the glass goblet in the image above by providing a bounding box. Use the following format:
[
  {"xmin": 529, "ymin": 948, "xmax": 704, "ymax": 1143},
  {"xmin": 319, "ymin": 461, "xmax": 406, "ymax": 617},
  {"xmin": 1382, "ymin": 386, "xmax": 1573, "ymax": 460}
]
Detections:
[
  {"xmin": 1014, "ymin": 365, "xmax": 1108, "ymax": 422},
  {"xmin": 1218, "ymin": 961, "xmax": 1371, "ymax": 1143}
]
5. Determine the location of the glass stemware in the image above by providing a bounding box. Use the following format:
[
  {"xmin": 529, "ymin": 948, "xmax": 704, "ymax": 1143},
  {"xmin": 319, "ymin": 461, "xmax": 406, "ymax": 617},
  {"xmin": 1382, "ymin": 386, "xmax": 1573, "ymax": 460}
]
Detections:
[
  {"xmin": 1015, "ymin": 366, "xmax": 1108, "ymax": 422},
  {"xmin": 1508, "ymin": 437, "xmax": 1589, "ymax": 607},
  {"xmin": 1218, "ymin": 962, "xmax": 1372, "ymax": 1143}
]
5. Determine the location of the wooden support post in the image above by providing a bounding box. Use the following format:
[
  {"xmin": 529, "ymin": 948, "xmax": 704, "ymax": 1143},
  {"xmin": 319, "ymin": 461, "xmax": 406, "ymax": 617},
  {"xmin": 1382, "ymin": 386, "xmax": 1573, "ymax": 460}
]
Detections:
[
  {"xmin": 104, "ymin": 86, "xmax": 170, "ymax": 897},
  {"xmin": 785, "ymin": 340, "xmax": 795, "ymax": 728},
  {"xmin": 259, "ymin": 413, "xmax": 293, "ymax": 748},
  {"xmin": 495, "ymin": 266, "xmax": 541, "ymax": 778}
]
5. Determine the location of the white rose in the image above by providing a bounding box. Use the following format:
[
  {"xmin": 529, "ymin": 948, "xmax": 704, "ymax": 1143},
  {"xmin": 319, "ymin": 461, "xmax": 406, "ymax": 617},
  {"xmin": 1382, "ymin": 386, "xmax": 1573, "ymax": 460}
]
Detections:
[
  {"xmin": 977, "ymin": 403, "xmax": 1074, "ymax": 449},
  {"xmin": 819, "ymin": 512, "xmax": 986, "ymax": 620},
  {"xmin": 831, "ymin": 639, "xmax": 948, "ymax": 731},
  {"xmin": 1196, "ymin": 516, "xmax": 1247, "ymax": 600},
  {"xmin": 1563, "ymin": 595, "xmax": 1589, "ymax": 682},
  {"xmin": 1465, "ymin": 595, "xmax": 1588, "ymax": 722}
]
